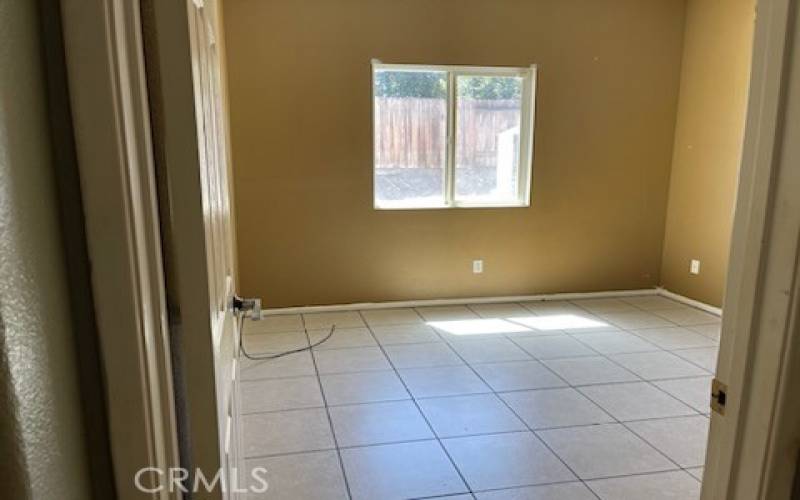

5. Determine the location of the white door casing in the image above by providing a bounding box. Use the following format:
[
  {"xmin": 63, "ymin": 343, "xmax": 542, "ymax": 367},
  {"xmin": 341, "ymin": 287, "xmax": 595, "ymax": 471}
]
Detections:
[
  {"xmin": 63, "ymin": 0, "xmax": 244, "ymax": 496},
  {"xmin": 701, "ymin": 1, "xmax": 800, "ymax": 499}
]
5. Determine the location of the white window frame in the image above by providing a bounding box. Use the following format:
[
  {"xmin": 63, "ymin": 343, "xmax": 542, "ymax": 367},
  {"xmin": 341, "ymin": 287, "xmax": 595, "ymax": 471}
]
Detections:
[{"xmin": 372, "ymin": 61, "xmax": 537, "ymax": 210}]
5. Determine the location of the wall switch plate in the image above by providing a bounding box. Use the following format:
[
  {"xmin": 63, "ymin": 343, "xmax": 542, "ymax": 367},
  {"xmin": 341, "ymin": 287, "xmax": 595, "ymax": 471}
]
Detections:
[
  {"xmin": 690, "ymin": 259, "xmax": 701, "ymax": 275},
  {"xmin": 472, "ymin": 259, "xmax": 484, "ymax": 274}
]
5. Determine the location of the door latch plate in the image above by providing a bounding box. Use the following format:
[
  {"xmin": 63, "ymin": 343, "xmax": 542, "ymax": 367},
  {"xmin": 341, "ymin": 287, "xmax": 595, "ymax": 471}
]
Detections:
[{"xmin": 711, "ymin": 378, "xmax": 727, "ymax": 415}]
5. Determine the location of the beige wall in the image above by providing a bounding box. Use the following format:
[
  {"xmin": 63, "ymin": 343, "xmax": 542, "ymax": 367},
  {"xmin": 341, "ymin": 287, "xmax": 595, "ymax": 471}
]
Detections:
[
  {"xmin": 225, "ymin": 0, "xmax": 687, "ymax": 307},
  {"xmin": 0, "ymin": 0, "xmax": 92, "ymax": 497},
  {"xmin": 660, "ymin": 0, "xmax": 755, "ymax": 307}
]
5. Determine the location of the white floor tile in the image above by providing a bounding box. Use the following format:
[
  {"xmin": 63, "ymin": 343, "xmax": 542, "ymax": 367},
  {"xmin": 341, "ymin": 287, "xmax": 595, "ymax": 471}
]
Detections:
[
  {"xmin": 243, "ymin": 331, "xmax": 308, "ymax": 354},
  {"xmin": 571, "ymin": 331, "xmax": 660, "ymax": 355},
  {"xmin": 542, "ymin": 356, "xmax": 639, "ymax": 386},
  {"xmin": 475, "ymin": 482, "xmax": 596, "ymax": 499},
  {"xmin": 308, "ymin": 327, "xmax": 376, "ymax": 350},
  {"xmin": 399, "ymin": 365, "xmax": 491, "ymax": 398},
  {"xmin": 688, "ymin": 323, "xmax": 721, "ymax": 341},
  {"xmin": 246, "ymin": 314, "xmax": 303, "ymax": 334},
  {"xmin": 361, "ymin": 308, "xmax": 423, "ymax": 326},
  {"xmin": 620, "ymin": 295, "xmax": 683, "ymax": 311},
  {"xmin": 587, "ymin": 470, "xmax": 701, "ymax": 500},
  {"xmin": 611, "ymin": 351, "xmax": 708, "ymax": 380},
  {"xmin": 241, "ymin": 296, "xmax": 715, "ymax": 500},
  {"xmin": 471, "ymin": 360, "xmax": 567, "ymax": 392},
  {"xmin": 652, "ymin": 308, "xmax": 721, "ymax": 326},
  {"xmin": 371, "ymin": 323, "xmax": 441, "ymax": 345},
  {"xmin": 450, "ymin": 338, "xmax": 532, "ymax": 363},
  {"xmin": 241, "ymin": 376, "xmax": 323, "ymax": 413},
  {"xmin": 320, "ymin": 371, "xmax": 409, "ymax": 406},
  {"xmin": 383, "ymin": 342, "xmax": 463, "ymax": 368},
  {"xmin": 245, "ymin": 451, "xmax": 348, "ymax": 500},
  {"xmin": 328, "ymin": 400, "xmax": 433, "ymax": 447},
  {"xmin": 653, "ymin": 376, "xmax": 713, "ymax": 413},
  {"xmin": 600, "ymin": 311, "xmax": 675, "ymax": 329},
  {"xmin": 500, "ymin": 387, "xmax": 614, "ymax": 429},
  {"xmin": 687, "ymin": 467, "xmax": 704, "ymax": 480},
  {"xmin": 521, "ymin": 300, "xmax": 584, "ymax": 315},
  {"xmin": 513, "ymin": 335, "xmax": 597, "ymax": 359},
  {"xmin": 632, "ymin": 327, "xmax": 717, "ymax": 350},
  {"xmin": 302, "ymin": 310, "xmax": 366, "ymax": 329},
  {"xmin": 443, "ymin": 432, "xmax": 575, "ymax": 490},
  {"xmin": 537, "ymin": 423, "xmax": 675, "ymax": 479},
  {"xmin": 673, "ymin": 347, "xmax": 718, "ymax": 372},
  {"xmin": 433, "ymin": 319, "xmax": 534, "ymax": 341},
  {"xmin": 240, "ymin": 351, "xmax": 315, "ymax": 380},
  {"xmin": 313, "ymin": 346, "xmax": 391, "ymax": 374},
  {"xmin": 416, "ymin": 305, "xmax": 479, "ymax": 321},
  {"xmin": 341, "ymin": 440, "xmax": 468, "ymax": 500},
  {"xmin": 579, "ymin": 382, "xmax": 696, "ymax": 421},
  {"xmin": 417, "ymin": 394, "xmax": 526, "ymax": 437},
  {"xmin": 627, "ymin": 415, "xmax": 710, "ymax": 467},
  {"xmin": 469, "ymin": 302, "xmax": 532, "ymax": 318},
  {"xmin": 571, "ymin": 298, "xmax": 640, "ymax": 313},
  {"xmin": 242, "ymin": 408, "xmax": 334, "ymax": 457},
  {"xmin": 512, "ymin": 313, "xmax": 616, "ymax": 335}
]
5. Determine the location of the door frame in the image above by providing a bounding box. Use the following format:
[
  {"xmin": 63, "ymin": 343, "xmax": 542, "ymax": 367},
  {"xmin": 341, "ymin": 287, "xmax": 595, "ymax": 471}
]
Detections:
[
  {"xmin": 702, "ymin": 0, "xmax": 800, "ymax": 498},
  {"xmin": 62, "ymin": 0, "xmax": 241, "ymax": 498},
  {"xmin": 60, "ymin": 0, "xmax": 181, "ymax": 498}
]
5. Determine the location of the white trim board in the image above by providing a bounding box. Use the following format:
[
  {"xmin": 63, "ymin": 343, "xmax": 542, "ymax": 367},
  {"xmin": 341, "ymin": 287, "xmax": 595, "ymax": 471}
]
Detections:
[
  {"xmin": 656, "ymin": 287, "xmax": 722, "ymax": 316},
  {"xmin": 260, "ymin": 289, "xmax": 657, "ymax": 315},
  {"xmin": 259, "ymin": 287, "xmax": 722, "ymax": 317},
  {"xmin": 256, "ymin": 288, "xmax": 686, "ymax": 316}
]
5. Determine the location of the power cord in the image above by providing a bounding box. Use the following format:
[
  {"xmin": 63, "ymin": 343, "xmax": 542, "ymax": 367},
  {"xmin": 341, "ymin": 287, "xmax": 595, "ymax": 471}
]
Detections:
[{"xmin": 237, "ymin": 312, "xmax": 337, "ymax": 360}]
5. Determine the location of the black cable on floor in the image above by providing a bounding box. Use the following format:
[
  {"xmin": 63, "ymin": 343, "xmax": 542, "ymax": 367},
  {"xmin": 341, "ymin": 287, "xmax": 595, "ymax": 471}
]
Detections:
[{"xmin": 237, "ymin": 312, "xmax": 336, "ymax": 360}]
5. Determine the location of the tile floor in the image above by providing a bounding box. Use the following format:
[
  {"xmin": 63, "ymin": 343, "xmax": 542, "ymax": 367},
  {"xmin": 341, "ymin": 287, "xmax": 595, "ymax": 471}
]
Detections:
[{"xmin": 240, "ymin": 295, "xmax": 720, "ymax": 500}]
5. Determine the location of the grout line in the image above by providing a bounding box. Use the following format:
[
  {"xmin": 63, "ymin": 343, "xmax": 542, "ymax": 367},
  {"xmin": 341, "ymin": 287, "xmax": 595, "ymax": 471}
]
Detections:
[
  {"xmin": 298, "ymin": 315, "xmax": 354, "ymax": 500},
  {"xmin": 670, "ymin": 348, "xmax": 718, "ymax": 373},
  {"xmin": 442, "ymin": 306, "xmax": 589, "ymax": 487},
  {"xmin": 564, "ymin": 346, "xmax": 706, "ymax": 475},
  {"xmin": 241, "ymin": 295, "xmax": 717, "ymax": 495},
  {"xmin": 479, "ymin": 301, "xmax": 700, "ymax": 481},
  {"xmin": 355, "ymin": 309, "xmax": 476, "ymax": 497},
  {"xmin": 239, "ymin": 368, "xmax": 714, "ymax": 416}
]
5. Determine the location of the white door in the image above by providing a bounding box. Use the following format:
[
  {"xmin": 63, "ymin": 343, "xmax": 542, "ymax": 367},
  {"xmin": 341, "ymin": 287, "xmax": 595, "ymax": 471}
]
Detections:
[
  {"xmin": 186, "ymin": 1, "xmax": 243, "ymax": 496},
  {"xmin": 144, "ymin": 0, "xmax": 244, "ymax": 497}
]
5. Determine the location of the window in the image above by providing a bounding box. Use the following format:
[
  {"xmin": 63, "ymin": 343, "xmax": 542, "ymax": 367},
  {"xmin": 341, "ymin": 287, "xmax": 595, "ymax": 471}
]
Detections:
[{"xmin": 372, "ymin": 62, "xmax": 536, "ymax": 209}]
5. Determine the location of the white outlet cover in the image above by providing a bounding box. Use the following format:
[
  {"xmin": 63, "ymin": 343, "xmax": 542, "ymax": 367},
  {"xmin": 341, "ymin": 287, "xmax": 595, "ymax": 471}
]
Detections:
[
  {"xmin": 473, "ymin": 260, "xmax": 483, "ymax": 274},
  {"xmin": 690, "ymin": 259, "xmax": 701, "ymax": 275}
]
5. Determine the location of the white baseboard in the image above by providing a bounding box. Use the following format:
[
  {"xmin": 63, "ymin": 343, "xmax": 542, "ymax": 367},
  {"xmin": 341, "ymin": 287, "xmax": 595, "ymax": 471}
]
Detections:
[
  {"xmin": 260, "ymin": 287, "xmax": 724, "ymax": 317},
  {"xmin": 260, "ymin": 288, "xmax": 659, "ymax": 316},
  {"xmin": 656, "ymin": 287, "xmax": 722, "ymax": 317}
]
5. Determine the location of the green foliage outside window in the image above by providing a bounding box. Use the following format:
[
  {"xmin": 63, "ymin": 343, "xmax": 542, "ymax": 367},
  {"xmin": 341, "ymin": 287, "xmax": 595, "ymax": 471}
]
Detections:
[{"xmin": 374, "ymin": 71, "xmax": 521, "ymax": 100}]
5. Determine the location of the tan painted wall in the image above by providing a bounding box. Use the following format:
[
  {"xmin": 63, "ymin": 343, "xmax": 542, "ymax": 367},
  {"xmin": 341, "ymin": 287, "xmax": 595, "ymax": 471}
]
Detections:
[
  {"xmin": 660, "ymin": 0, "xmax": 755, "ymax": 307},
  {"xmin": 224, "ymin": 0, "xmax": 687, "ymax": 307}
]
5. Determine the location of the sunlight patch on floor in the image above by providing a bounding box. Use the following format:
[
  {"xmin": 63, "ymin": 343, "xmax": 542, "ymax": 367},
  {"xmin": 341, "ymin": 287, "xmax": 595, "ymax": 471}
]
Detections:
[
  {"xmin": 427, "ymin": 318, "xmax": 531, "ymax": 335},
  {"xmin": 511, "ymin": 314, "xmax": 609, "ymax": 330}
]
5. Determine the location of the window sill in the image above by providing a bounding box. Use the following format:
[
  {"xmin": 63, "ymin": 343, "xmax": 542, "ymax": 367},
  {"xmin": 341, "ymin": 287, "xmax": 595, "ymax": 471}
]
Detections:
[{"xmin": 374, "ymin": 201, "xmax": 530, "ymax": 211}]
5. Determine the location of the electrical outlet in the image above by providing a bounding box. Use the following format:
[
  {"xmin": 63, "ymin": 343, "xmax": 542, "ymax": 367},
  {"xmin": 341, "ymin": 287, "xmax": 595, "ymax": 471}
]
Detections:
[
  {"xmin": 690, "ymin": 259, "xmax": 701, "ymax": 275},
  {"xmin": 472, "ymin": 259, "xmax": 484, "ymax": 274}
]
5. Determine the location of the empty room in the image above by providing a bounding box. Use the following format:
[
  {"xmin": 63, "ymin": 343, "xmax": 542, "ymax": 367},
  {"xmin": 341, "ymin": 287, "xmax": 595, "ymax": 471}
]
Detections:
[
  {"xmin": 218, "ymin": 0, "xmax": 757, "ymax": 498},
  {"xmin": 6, "ymin": 0, "xmax": 800, "ymax": 499}
]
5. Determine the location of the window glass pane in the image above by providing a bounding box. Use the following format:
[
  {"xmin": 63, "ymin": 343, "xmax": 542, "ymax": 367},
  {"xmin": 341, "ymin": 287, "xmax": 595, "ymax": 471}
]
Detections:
[
  {"xmin": 374, "ymin": 70, "xmax": 448, "ymax": 208},
  {"xmin": 455, "ymin": 75, "xmax": 524, "ymax": 204}
]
